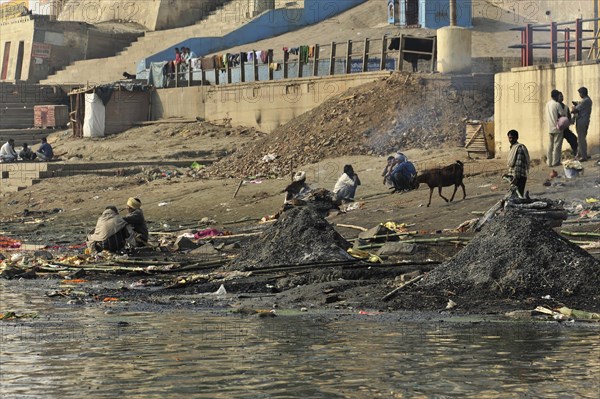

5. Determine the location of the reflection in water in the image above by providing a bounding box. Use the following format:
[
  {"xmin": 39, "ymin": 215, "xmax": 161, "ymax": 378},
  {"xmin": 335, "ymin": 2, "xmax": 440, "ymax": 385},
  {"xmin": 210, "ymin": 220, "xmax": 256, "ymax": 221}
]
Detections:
[{"xmin": 1, "ymin": 281, "xmax": 599, "ymax": 398}]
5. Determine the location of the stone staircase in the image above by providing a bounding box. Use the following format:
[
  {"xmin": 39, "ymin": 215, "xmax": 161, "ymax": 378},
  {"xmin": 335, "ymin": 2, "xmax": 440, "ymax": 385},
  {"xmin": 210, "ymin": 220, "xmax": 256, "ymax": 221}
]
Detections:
[
  {"xmin": 0, "ymin": 83, "xmax": 68, "ymax": 129},
  {"xmin": 0, "ymin": 160, "xmax": 216, "ymax": 192},
  {"xmin": 41, "ymin": 0, "xmax": 255, "ymax": 85}
]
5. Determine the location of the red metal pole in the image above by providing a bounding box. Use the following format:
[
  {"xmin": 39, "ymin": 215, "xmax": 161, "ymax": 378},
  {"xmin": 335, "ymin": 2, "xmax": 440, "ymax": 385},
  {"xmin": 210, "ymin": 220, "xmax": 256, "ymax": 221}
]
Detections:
[{"xmin": 525, "ymin": 24, "xmax": 533, "ymax": 66}]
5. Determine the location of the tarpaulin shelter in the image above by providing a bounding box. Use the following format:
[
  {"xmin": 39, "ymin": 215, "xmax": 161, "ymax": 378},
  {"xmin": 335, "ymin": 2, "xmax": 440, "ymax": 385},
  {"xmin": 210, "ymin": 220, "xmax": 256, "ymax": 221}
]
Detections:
[{"xmin": 68, "ymin": 82, "xmax": 152, "ymax": 138}]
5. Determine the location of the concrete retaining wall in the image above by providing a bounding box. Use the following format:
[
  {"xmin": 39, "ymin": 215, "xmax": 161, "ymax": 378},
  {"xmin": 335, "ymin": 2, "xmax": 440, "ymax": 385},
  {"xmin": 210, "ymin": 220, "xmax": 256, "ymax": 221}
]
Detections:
[
  {"xmin": 152, "ymin": 71, "xmax": 390, "ymax": 132},
  {"xmin": 494, "ymin": 60, "xmax": 599, "ymax": 158}
]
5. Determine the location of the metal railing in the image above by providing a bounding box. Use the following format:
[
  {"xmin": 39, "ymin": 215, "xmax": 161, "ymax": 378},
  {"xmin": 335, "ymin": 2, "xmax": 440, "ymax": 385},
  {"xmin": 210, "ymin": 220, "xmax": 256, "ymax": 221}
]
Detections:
[
  {"xmin": 509, "ymin": 18, "xmax": 600, "ymax": 66},
  {"xmin": 162, "ymin": 35, "xmax": 436, "ymax": 88}
]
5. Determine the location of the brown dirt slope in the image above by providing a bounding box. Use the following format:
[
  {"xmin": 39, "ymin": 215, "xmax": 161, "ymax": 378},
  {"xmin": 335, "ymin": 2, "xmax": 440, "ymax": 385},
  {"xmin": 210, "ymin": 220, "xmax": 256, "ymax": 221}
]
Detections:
[{"xmin": 208, "ymin": 73, "xmax": 494, "ymax": 178}]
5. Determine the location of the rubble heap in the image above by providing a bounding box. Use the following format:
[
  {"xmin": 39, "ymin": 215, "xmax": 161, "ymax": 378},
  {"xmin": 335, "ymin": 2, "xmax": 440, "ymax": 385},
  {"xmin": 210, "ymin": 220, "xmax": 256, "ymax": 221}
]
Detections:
[
  {"xmin": 207, "ymin": 72, "xmax": 494, "ymax": 178},
  {"xmin": 412, "ymin": 210, "xmax": 600, "ymax": 310},
  {"xmin": 230, "ymin": 207, "xmax": 352, "ymax": 270}
]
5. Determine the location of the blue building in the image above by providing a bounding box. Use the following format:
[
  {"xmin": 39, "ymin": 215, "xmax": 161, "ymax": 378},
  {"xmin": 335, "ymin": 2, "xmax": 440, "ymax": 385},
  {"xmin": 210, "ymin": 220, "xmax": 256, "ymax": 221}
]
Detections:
[{"xmin": 389, "ymin": 0, "xmax": 472, "ymax": 29}]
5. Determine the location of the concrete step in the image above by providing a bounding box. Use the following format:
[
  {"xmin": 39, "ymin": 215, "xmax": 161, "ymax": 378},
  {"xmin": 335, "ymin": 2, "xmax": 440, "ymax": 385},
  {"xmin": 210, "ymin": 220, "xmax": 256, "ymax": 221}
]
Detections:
[
  {"xmin": 0, "ymin": 185, "xmax": 27, "ymax": 192},
  {"xmin": 41, "ymin": 0, "xmax": 260, "ymax": 85},
  {"xmin": 0, "ymin": 178, "xmax": 41, "ymax": 186}
]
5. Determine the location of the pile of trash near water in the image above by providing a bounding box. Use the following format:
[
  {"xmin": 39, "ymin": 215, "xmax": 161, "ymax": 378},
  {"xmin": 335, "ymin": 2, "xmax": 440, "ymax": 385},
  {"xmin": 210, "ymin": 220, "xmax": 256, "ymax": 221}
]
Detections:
[
  {"xmin": 230, "ymin": 207, "xmax": 352, "ymax": 270},
  {"xmin": 399, "ymin": 210, "xmax": 600, "ymax": 312}
]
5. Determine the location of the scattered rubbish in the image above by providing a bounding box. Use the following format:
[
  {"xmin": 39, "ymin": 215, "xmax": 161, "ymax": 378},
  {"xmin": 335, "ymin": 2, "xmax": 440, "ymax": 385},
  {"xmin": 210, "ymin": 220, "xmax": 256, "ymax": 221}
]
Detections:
[
  {"xmin": 0, "ymin": 311, "xmax": 38, "ymax": 321},
  {"xmin": 585, "ymin": 198, "xmax": 599, "ymax": 204},
  {"xmin": 300, "ymin": 307, "xmax": 308, "ymax": 312},
  {"xmin": 446, "ymin": 299, "xmax": 457, "ymax": 310},
  {"xmin": 194, "ymin": 228, "xmax": 225, "ymax": 239},
  {"xmin": 382, "ymin": 274, "xmax": 424, "ymax": 301},
  {"xmin": 549, "ymin": 170, "xmax": 558, "ymax": 179},
  {"xmin": 256, "ymin": 310, "xmax": 276, "ymax": 318},
  {"xmin": 214, "ymin": 284, "xmax": 227, "ymax": 295},
  {"xmin": 347, "ymin": 248, "xmax": 382, "ymax": 263},
  {"xmin": 158, "ymin": 202, "xmax": 169, "ymax": 207},
  {"xmin": 60, "ymin": 279, "xmax": 89, "ymax": 284},
  {"xmin": 92, "ymin": 196, "xmax": 100, "ymax": 200},
  {"xmin": 190, "ymin": 161, "xmax": 205, "ymax": 171},
  {"xmin": 262, "ymin": 153, "xmax": 277, "ymax": 163},
  {"xmin": 340, "ymin": 202, "xmax": 364, "ymax": 212},
  {"xmin": 541, "ymin": 295, "xmax": 552, "ymax": 300},
  {"xmin": 102, "ymin": 297, "xmax": 119, "ymax": 302},
  {"xmin": 563, "ymin": 160, "xmax": 583, "ymax": 179},
  {"xmin": 558, "ymin": 307, "xmax": 600, "ymax": 320}
]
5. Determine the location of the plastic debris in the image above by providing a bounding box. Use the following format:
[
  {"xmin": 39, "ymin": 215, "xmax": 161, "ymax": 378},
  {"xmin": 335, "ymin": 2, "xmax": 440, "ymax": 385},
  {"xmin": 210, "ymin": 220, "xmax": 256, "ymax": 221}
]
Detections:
[{"xmin": 214, "ymin": 284, "xmax": 227, "ymax": 295}]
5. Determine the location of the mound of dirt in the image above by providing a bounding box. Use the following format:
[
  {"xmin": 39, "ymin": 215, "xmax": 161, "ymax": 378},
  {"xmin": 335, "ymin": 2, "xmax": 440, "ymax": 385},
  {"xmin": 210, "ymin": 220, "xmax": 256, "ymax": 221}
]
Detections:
[
  {"xmin": 401, "ymin": 210, "xmax": 600, "ymax": 311},
  {"xmin": 207, "ymin": 72, "xmax": 494, "ymax": 178},
  {"xmin": 230, "ymin": 207, "xmax": 352, "ymax": 270}
]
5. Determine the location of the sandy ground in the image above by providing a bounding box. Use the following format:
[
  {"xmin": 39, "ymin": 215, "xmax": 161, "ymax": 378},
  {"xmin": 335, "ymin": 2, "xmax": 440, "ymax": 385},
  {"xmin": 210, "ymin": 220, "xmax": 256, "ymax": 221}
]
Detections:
[{"xmin": 1, "ymin": 123, "xmax": 599, "ymax": 316}]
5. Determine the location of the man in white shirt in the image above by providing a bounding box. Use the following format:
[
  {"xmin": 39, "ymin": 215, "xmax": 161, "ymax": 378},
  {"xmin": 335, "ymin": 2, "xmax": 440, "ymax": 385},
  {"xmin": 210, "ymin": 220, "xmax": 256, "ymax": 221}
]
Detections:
[
  {"xmin": 333, "ymin": 164, "xmax": 361, "ymax": 203},
  {"xmin": 545, "ymin": 89, "xmax": 563, "ymax": 167},
  {"xmin": 0, "ymin": 139, "xmax": 18, "ymax": 162}
]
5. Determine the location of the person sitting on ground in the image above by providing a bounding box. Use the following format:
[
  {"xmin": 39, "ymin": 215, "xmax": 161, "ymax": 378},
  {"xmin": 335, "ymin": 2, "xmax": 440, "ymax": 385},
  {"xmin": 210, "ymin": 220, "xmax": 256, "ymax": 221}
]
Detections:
[
  {"xmin": 382, "ymin": 156, "xmax": 396, "ymax": 187},
  {"xmin": 504, "ymin": 129, "xmax": 530, "ymax": 198},
  {"xmin": 283, "ymin": 171, "xmax": 311, "ymax": 204},
  {"xmin": 36, "ymin": 137, "xmax": 53, "ymax": 161},
  {"xmin": 0, "ymin": 139, "xmax": 18, "ymax": 162},
  {"xmin": 333, "ymin": 164, "xmax": 361, "ymax": 203},
  {"xmin": 87, "ymin": 206, "xmax": 134, "ymax": 253},
  {"xmin": 122, "ymin": 197, "xmax": 149, "ymax": 247},
  {"xmin": 19, "ymin": 143, "xmax": 36, "ymax": 161},
  {"xmin": 390, "ymin": 156, "xmax": 417, "ymax": 193}
]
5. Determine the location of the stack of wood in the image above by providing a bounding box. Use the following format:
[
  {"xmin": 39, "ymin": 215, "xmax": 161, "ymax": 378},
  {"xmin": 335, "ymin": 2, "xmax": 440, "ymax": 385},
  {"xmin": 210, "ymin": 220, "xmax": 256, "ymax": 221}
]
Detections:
[
  {"xmin": 473, "ymin": 196, "xmax": 568, "ymax": 232},
  {"xmin": 504, "ymin": 199, "xmax": 568, "ymax": 227}
]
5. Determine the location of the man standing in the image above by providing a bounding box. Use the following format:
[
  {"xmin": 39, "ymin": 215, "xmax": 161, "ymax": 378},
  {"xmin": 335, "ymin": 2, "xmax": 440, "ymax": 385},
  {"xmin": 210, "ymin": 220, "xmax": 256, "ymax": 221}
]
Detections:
[
  {"xmin": 36, "ymin": 137, "xmax": 53, "ymax": 161},
  {"xmin": 545, "ymin": 89, "xmax": 563, "ymax": 167},
  {"xmin": 0, "ymin": 139, "xmax": 18, "ymax": 162},
  {"xmin": 571, "ymin": 86, "xmax": 593, "ymax": 161},
  {"xmin": 506, "ymin": 130, "xmax": 530, "ymax": 198},
  {"xmin": 122, "ymin": 197, "xmax": 149, "ymax": 247}
]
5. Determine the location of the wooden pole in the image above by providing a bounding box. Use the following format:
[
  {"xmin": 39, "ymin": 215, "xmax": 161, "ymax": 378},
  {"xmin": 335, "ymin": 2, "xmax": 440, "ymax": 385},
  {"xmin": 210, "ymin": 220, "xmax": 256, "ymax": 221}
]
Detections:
[
  {"xmin": 312, "ymin": 44, "xmax": 320, "ymax": 76},
  {"xmin": 329, "ymin": 42, "xmax": 336, "ymax": 75},
  {"xmin": 345, "ymin": 40, "xmax": 352, "ymax": 74},
  {"xmin": 233, "ymin": 179, "xmax": 244, "ymax": 198},
  {"xmin": 380, "ymin": 35, "xmax": 387, "ymax": 70},
  {"xmin": 362, "ymin": 38, "xmax": 369, "ymax": 72},
  {"xmin": 240, "ymin": 52, "xmax": 245, "ymax": 83}
]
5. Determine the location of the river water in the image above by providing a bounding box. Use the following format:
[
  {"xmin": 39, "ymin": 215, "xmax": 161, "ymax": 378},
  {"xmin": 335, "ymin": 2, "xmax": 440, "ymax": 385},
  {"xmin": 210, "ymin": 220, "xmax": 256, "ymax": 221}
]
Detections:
[{"xmin": 1, "ymin": 280, "xmax": 599, "ymax": 398}]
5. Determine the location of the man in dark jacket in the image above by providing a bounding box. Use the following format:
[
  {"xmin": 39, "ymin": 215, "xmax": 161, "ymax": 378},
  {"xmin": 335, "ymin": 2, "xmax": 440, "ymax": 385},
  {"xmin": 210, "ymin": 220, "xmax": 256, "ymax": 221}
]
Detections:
[{"xmin": 123, "ymin": 197, "xmax": 149, "ymax": 247}]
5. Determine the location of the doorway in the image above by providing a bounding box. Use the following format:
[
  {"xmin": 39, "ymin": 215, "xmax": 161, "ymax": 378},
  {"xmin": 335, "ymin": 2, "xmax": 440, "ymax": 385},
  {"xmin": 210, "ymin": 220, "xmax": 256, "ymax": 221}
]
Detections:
[
  {"xmin": 15, "ymin": 41, "xmax": 24, "ymax": 80},
  {"xmin": 1, "ymin": 42, "xmax": 11, "ymax": 80},
  {"xmin": 406, "ymin": 0, "xmax": 419, "ymax": 26}
]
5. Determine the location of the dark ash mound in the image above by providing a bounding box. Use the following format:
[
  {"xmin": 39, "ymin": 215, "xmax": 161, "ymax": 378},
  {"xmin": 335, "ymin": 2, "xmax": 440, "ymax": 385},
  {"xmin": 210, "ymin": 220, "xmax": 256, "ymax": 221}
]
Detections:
[
  {"xmin": 395, "ymin": 211, "xmax": 600, "ymax": 312},
  {"xmin": 230, "ymin": 207, "xmax": 352, "ymax": 270}
]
